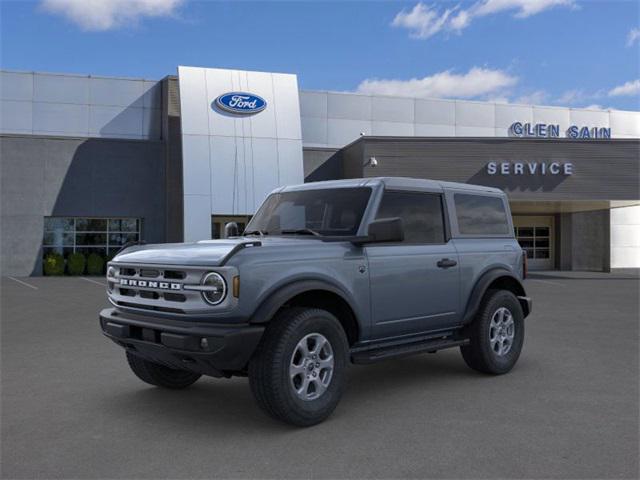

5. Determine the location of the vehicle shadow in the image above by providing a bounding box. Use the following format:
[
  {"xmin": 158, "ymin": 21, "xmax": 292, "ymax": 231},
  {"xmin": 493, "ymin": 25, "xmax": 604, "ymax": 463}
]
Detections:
[{"xmin": 103, "ymin": 351, "xmax": 477, "ymax": 432}]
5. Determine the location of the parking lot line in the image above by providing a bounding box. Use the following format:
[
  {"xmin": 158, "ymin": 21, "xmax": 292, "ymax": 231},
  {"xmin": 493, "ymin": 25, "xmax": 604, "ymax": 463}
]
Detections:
[
  {"xmin": 80, "ymin": 277, "xmax": 107, "ymax": 287},
  {"xmin": 7, "ymin": 276, "xmax": 38, "ymax": 290}
]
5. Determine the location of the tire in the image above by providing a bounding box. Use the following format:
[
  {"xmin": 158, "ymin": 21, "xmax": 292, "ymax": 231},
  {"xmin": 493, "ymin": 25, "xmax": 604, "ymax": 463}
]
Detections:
[
  {"xmin": 248, "ymin": 307, "xmax": 349, "ymax": 427},
  {"xmin": 461, "ymin": 289, "xmax": 525, "ymax": 375},
  {"xmin": 126, "ymin": 351, "xmax": 201, "ymax": 389}
]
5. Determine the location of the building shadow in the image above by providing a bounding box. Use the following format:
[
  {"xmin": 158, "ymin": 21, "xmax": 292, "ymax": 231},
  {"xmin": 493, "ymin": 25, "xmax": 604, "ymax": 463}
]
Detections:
[{"xmin": 468, "ymin": 164, "xmax": 569, "ymax": 192}]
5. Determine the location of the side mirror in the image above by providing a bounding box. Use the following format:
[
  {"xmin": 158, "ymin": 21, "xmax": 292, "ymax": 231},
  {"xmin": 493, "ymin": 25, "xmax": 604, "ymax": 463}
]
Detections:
[
  {"xmin": 224, "ymin": 222, "xmax": 239, "ymax": 238},
  {"xmin": 363, "ymin": 217, "xmax": 404, "ymax": 244}
]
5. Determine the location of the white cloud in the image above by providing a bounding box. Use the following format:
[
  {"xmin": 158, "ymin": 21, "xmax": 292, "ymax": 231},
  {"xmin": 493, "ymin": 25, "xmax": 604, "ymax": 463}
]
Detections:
[
  {"xmin": 515, "ymin": 90, "xmax": 548, "ymax": 105},
  {"xmin": 356, "ymin": 67, "xmax": 518, "ymax": 99},
  {"xmin": 627, "ymin": 28, "xmax": 640, "ymax": 47},
  {"xmin": 556, "ymin": 89, "xmax": 587, "ymax": 105},
  {"xmin": 40, "ymin": 0, "xmax": 184, "ymax": 31},
  {"xmin": 583, "ymin": 104, "xmax": 605, "ymax": 110},
  {"xmin": 470, "ymin": 0, "xmax": 577, "ymax": 19},
  {"xmin": 391, "ymin": 3, "xmax": 457, "ymax": 39},
  {"xmin": 608, "ymin": 79, "xmax": 640, "ymax": 97},
  {"xmin": 392, "ymin": 1, "xmax": 576, "ymax": 39}
]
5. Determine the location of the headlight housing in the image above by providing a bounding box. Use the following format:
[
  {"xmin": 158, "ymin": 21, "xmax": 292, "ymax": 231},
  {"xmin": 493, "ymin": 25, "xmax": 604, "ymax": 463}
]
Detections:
[
  {"xmin": 201, "ymin": 272, "xmax": 227, "ymax": 305},
  {"xmin": 106, "ymin": 266, "xmax": 116, "ymax": 292}
]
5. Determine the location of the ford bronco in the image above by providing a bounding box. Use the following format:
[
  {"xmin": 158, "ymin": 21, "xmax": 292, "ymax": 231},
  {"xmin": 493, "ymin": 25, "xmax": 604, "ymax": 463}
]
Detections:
[{"xmin": 100, "ymin": 177, "xmax": 531, "ymax": 426}]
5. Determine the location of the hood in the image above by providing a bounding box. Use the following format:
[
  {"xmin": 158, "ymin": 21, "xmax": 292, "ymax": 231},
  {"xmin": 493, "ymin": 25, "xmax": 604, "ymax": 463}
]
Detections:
[{"xmin": 112, "ymin": 236, "xmax": 323, "ymax": 267}]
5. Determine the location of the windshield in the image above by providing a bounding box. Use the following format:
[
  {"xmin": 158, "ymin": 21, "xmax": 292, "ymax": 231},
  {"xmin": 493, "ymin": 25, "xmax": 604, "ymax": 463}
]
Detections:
[{"xmin": 245, "ymin": 187, "xmax": 372, "ymax": 237}]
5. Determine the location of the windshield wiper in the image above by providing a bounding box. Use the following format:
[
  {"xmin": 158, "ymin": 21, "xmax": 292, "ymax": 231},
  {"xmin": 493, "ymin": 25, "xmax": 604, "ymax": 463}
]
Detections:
[
  {"xmin": 281, "ymin": 228, "xmax": 322, "ymax": 237},
  {"xmin": 244, "ymin": 229, "xmax": 268, "ymax": 236}
]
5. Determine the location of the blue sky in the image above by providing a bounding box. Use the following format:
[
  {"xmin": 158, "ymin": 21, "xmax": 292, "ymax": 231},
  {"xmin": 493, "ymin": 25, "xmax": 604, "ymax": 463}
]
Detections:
[{"xmin": 1, "ymin": 0, "xmax": 639, "ymax": 110}]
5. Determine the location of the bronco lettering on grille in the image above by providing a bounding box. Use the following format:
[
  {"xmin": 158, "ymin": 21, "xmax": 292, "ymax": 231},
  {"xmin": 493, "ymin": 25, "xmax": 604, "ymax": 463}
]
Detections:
[{"xmin": 119, "ymin": 279, "xmax": 182, "ymax": 290}]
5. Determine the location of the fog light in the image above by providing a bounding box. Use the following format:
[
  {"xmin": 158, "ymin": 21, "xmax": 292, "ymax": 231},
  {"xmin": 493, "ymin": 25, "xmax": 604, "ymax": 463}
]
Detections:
[{"xmin": 200, "ymin": 338, "xmax": 209, "ymax": 349}]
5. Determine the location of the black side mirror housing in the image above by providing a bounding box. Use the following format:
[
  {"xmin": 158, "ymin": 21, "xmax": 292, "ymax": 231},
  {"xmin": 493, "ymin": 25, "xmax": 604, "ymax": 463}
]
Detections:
[
  {"xmin": 362, "ymin": 217, "xmax": 404, "ymax": 244},
  {"xmin": 224, "ymin": 222, "xmax": 239, "ymax": 238}
]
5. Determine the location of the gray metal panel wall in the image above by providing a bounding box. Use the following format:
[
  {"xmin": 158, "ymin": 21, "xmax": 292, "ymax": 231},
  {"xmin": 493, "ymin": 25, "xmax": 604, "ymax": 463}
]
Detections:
[
  {"xmin": 341, "ymin": 138, "xmax": 640, "ymax": 201},
  {"xmin": 0, "ymin": 135, "xmax": 166, "ymax": 275},
  {"xmin": 1, "ymin": 70, "xmax": 162, "ymax": 140},
  {"xmin": 303, "ymin": 147, "xmax": 340, "ymax": 182},
  {"xmin": 571, "ymin": 210, "xmax": 611, "ymax": 271},
  {"xmin": 162, "ymin": 76, "xmax": 184, "ymax": 242}
]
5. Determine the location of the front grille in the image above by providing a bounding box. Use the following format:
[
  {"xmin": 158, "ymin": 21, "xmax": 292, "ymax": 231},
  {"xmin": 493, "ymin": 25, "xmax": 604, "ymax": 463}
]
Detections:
[
  {"xmin": 163, "ymin": 292, "xmax": 186, "ymax": 302},
  {"xmin": 108, "ymin": 262, "xmax": 235, "ymax": 316},
  {"xmin": 109, "ymin": 264, "xmax": 210, "ymax": 315},
  {"xmin": 164, "ymin": 270, "xmax": 186, "ymax": 280},
  {"xmin": 140, "ymin": 269, "xmax": 160, "ymax": 278}
]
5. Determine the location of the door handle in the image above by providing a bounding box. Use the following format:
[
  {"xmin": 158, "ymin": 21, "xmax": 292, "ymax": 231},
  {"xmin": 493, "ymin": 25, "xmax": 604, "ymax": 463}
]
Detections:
[{"xmin": 437, "ymin": 258, "xmax": 457, "ymax": 269}]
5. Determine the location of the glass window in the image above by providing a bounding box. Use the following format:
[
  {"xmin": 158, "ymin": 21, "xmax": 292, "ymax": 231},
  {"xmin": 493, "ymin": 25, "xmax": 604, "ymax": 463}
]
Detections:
[
  {"xmin": 375, "ymin": 191, "xmax": 445, "ymax": 244},
  {"xmin": 42, "ymin": 217, "xmax": 140, "ymax": 262},
  {"xmin": 76, "ymin": 233, "xmax": 107, "ymax": 245},
  {"xmin": 455, "ymin": 194, "xmax": 510, "ymax": 236},
  {"xmin": 211, "ymin": 216, "xmax": 252, "ymax": 239},
  {"xmin": 43, "ymin": 231, "xmax": 74, "ymax": 246},
  {"xmin": 44, "ymin": 217, "xmax": 74, "ymax": 232},
  {"xmin": 517, "ymin": 227, "xmax": 533, "ymax": 238},
  {"xmin": 109, "ymin": 218, "xmax": 139, "ymax": 232},
  {"xmin": 76, "ymin": 219, "xmax": 108, "ymax": 231},
  {"xmin": 246, "ymin": 188, "xmax": 371, "ymax": 237}
]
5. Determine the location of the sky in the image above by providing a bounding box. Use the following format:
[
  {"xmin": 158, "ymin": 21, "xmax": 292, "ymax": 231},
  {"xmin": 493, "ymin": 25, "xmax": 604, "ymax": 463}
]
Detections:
[{"xmin": 1, "ymin": 0, "xmax": 639, "ymax": 111}]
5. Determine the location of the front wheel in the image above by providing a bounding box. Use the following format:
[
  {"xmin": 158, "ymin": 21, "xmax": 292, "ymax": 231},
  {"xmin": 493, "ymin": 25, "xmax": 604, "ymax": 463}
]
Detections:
[
  {"xmin": 248, "ymin": 307, "xmax": 349, "ymax": 427},
  {"xmin": 461, "ymin": 289, "xmax": 525, "ymax": 375}
]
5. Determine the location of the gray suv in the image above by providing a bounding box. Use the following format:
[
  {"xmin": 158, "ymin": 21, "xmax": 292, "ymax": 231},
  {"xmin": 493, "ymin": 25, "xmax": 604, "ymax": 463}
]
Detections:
[{"xmin": 100, "ymin": 177, "xmax": 531, "ymax": 426}]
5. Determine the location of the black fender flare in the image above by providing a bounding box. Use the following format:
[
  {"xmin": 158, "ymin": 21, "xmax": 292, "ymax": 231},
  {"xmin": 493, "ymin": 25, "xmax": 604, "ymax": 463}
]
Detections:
[
  {"xmin": 248, "ymin": 279, "xmax": 358, "ymax": 326},
  {"xmin": 462, "ymin": 268, "xmax": 531, "ymax": 324}
]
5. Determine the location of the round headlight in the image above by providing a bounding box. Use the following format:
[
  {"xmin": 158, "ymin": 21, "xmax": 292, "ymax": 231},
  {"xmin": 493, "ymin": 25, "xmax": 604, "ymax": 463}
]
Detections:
[
  {"xmin": 201, "ymin": 272, "xmax": 227, "ymax": 305},
  {"xmin": 106, "ymin": 266, "xmax": 116, "ymax": 292}
]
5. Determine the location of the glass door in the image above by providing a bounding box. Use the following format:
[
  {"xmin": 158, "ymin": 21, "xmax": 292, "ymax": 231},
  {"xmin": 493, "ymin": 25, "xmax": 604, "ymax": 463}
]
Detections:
[{"xmin": 513, "ymin": 216, "xmax": 554, "ymax": 270}]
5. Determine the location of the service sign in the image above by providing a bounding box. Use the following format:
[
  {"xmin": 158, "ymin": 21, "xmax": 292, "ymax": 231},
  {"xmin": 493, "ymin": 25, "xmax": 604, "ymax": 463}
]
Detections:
[
  {"xmin": 214, "ymin": 92, "xmax": 267, "ymax": 115},
  {"xmin": 487, "ymin": 161, "xmax": 574, "ymax": 175}
]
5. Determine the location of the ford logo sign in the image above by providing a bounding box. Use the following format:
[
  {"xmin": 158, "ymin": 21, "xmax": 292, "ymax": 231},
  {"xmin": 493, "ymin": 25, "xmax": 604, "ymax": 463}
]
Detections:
[{"xmin": 214, "ymin": 92, "xmax": 267, "ymax": 115}]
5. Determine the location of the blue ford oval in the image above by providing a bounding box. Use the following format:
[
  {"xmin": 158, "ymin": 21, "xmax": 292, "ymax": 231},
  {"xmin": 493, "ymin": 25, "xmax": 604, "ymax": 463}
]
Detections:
[{"xmin": 214, "ymin": 92, "xmax": 267, "ymax": 115}]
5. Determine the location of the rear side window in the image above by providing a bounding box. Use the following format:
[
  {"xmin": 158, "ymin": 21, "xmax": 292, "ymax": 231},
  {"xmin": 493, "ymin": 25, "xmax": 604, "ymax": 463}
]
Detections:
[
  {"xmin": 375, "ymin": 191, "xmax": 445, "ymax": 244},
  {"xmin": 454, "ymin": 194, "xmax": 510, "ymax": 235}
]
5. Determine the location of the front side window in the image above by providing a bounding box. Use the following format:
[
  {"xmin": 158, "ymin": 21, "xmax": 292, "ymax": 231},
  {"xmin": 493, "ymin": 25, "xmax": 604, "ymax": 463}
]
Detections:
[
  {"xmin": 375, "ymin": 191, "xmax": 445, "ymax": 244},
  {"xmin": 454, "ymin": 194, "xmax": 510, "ymax": 235},
  {"xmin": 245, "ymin": 188, "xmax": 371, "ymax": 236}
]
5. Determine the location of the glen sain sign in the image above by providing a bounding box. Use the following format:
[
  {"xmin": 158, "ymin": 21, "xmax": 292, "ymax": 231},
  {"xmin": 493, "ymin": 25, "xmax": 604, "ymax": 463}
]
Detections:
[
  {"xmin": 214, "ymin": 92, "xmax": 267, "ymax": 115},
  {"xmin": 510, "ymin": 122, "xmax": 611, "ymax": 139}
]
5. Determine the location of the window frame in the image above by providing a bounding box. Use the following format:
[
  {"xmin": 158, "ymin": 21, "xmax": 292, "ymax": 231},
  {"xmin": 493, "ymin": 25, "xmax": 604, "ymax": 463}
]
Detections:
[
  {"xmin": 371, "ymin": 189, "xmax": 450, "ymax": 246},
  {"xmin": 42, "ymin": 217, "xmax": 142, "ymax": 258},
  {"xmin": 448, "ymin": 191, "xmax": 514, "ymax": 239}
]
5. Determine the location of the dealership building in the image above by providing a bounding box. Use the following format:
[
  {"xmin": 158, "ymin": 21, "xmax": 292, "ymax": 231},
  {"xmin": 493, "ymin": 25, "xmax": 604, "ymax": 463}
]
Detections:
[{"xmin": 1, "ymin": 66, "xmax": 639, "ymax": 275}]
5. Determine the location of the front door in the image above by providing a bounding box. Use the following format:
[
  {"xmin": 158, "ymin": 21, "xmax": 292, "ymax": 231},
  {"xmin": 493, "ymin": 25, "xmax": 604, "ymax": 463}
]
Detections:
[
  {"xmin": 366, "ymin": 190, "xmax": 460, "ymax": 340},
  {"xmin": 513, "ymin": 216, "xmax": 555, "ymax": 270}
]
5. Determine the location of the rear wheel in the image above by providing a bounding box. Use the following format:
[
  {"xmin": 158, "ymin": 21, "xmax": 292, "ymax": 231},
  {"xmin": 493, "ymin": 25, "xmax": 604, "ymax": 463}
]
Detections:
[
  {"xmin": 461, "ymin": 289, "xmax": 524, "ymax": 374},
  {"xmin": 126, "ymin": 351, "xmax": 201, "ymax": 389},
  {"xmin": 248, "ymin": 307, "xmax": 349, "ymax": 427}
]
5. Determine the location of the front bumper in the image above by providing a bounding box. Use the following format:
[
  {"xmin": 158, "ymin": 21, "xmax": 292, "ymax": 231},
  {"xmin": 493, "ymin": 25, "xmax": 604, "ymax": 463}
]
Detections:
[{"xmin": 99, "ymin": 308, "xmax": 264, "ymax": 377}]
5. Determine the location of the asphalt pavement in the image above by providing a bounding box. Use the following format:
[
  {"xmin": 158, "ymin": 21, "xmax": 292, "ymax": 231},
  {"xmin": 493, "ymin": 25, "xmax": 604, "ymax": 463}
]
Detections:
[{"xmin": 1, "ymin": 271, "xmax": 638, "ymax": 479}]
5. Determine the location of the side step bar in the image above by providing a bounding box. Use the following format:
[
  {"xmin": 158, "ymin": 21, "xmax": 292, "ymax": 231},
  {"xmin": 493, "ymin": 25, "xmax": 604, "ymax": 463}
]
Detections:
[{"xmin": 351, "ymin": 336, "xmax": 469, "ymax": 364}]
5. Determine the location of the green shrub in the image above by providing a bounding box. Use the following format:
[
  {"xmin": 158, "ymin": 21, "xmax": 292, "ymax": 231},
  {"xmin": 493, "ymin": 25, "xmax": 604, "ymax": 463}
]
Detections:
[
  {"xmin": 43, "ymin": 253, "xmax": 65, "ymax": 276},
  {"xmin": 86, "ymin": 253, "xmax": 105, "ymax": 276},
  {"xmin": 67, "ymin": 252, "xmax": 86, "ymax": 275}
]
